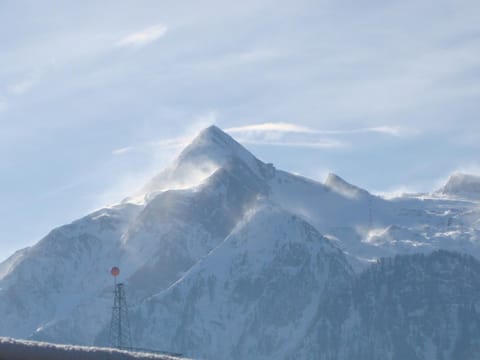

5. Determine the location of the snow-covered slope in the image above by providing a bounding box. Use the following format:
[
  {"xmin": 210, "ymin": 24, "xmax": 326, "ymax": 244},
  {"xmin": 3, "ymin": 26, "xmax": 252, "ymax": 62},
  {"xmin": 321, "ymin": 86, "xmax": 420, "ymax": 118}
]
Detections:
[
  {"xmin": 0, "ymin": 337, "xmax": 186, "ymax": 360},
  {"xmin": 128, "ymin": 202, "xmax": 352, "ymax": 359},
  {"xmin": 0, "ymin": 125, "xmax": 479, "ymax": 359},
  {"xmin": 0, "ymin": 203, "xmax": 141, "ymax": 342}
]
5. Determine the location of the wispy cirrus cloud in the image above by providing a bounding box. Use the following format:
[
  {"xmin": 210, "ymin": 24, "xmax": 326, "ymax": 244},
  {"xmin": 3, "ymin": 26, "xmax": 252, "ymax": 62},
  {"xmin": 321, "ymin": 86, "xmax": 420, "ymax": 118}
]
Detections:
[
  {"xmin": 112, "ymin": 137, "xmax": 187, "ymax": 156},
  {"xmin": 225, "ymin": 122, "xmax": 413, "ymax": 149},
  {"xmin": 111, "ymin": 121, "xmax": 413, "ymax": 155},
  {"xmin": 112, "ymin": 146, "xmax": 134, "ymax": 155},
  {"xmin": 116, "ymin": 24, "xmax": 168, "ymax": 48},
  {"xmin": 111, "ymin": 112, "xmax": 218, "ymax": 156},
  {"xmin": 238, "ymin": 138, "xmax": 346, "ymax": 149},
  {"xmin": 227, "ymin": 122, "xmax": 313, "ymax": 134},
  {"xmin": 8, "ymin": 73, "xmax": 39, "ymax": 95},
  {"xmin": 226, "ymin": 122, "xmax": 409, "ymax": 136}
]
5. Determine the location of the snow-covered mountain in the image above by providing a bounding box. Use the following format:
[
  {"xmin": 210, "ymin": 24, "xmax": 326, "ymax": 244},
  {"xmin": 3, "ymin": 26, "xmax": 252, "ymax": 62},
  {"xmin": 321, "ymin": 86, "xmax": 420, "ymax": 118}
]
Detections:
[
  {"xmin": 128, "ymin": 203, "xmax": 352, "ymax": 359},
  {"xmin": 293, "ymin": 250, "xmax": 480, "ymax": 360},
  {"xmin": 0, "ymin": 125, "xmax": 479, "ymax": 359}
]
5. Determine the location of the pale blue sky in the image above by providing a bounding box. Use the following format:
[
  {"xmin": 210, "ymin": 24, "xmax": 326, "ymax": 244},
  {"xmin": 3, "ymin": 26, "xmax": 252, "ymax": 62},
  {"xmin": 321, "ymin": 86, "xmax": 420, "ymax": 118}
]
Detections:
[{"xmin": 0, "ymin": 0, "xmax": 479, "ymax": 260}]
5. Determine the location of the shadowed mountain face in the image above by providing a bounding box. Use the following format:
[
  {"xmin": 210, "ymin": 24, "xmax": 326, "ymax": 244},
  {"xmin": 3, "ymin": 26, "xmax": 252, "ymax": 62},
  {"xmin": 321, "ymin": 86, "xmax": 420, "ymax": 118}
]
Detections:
[
  {"xmin": 293, "ymin": 251, "xmax": 480, "ymax": 360},
  {"xmin": 0, "ymin": 126, "xmax": 479, "ymax": 359}
]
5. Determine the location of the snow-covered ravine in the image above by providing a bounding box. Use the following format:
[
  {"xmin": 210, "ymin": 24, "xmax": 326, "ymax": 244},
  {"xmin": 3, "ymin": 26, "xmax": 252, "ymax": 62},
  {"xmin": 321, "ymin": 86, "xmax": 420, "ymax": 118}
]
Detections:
[{"xmin": 0, "ymin": 125, "xmax": 479, "ymax": 359}]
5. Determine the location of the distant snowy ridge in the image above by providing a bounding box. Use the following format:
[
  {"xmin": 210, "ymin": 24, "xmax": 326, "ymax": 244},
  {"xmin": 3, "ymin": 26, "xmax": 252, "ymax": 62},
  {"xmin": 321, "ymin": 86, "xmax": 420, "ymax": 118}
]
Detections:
[
  {"xmin": 440, "ymin": 173, "xmax": 480, "ymax": 199},
  {"xmin": 0, "ymin": 337, "xmax": 187, "ymax": 360}
]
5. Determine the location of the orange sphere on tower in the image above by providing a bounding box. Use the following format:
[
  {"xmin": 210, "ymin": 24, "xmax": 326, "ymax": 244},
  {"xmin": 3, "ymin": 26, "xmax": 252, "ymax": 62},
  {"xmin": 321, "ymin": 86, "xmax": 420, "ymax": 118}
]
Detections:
[{"xmin": 111, "ymin": 266, "xmax": 120, "ymax": 277}]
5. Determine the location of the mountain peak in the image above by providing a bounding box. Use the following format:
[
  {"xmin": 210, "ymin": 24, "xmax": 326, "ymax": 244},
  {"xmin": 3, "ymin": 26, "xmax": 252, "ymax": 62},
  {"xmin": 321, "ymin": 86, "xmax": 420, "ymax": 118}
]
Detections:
[
  {"xmin": 178, "ymin": 125, "xmax": 243, "ymax": 160},
  {"xmin": 196, "ymin": 124, "xmax": 227, "ymax": 141},
  {"xmin": 176, "ymin": 125, "xmax": 263, "ymax": 172},
  {"xmin": 140, "ymin": 126, "xmax": 266, "ymax": 196},
  {"xmin": 441, "ymin": 172, "xmax": 480, "ymax": 197}
]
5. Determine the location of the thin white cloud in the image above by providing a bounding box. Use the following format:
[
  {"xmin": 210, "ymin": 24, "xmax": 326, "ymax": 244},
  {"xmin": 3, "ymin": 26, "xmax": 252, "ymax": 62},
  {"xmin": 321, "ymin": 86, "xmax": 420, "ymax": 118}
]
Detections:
[
  {"xmin": 368, "ymin": 126, "xmax": 402, "ymax": 136},
  {"xmin": 152, "ymin": 136, "xmax": 190, "ymax": 150},
  {"xmin": 227, "ymin": 122, "xmax": 314, "ymax": 134},
  {"xmin": 112, "ymin": 146, "xmax": 134, "ymax": 155},
  {"xmin": 38, "ymin": 180, "xmax": 87, "ymax": 200},
  {"xmin": 226, "ymin": 122, "xmax": 411, "ymax": 137},
  {"xmin": 236, "ymin": 138, "xmax": 346, "ymax": 149},
  {"xmin": 116, "ymin": 24, "xmax": 168, "ymax": 48},
  {"xmin": 224, "ymin": 122, "xmax": 413, "ymax": 149},
  {"xmin": 113, "ymin": 122, "xmax": 408, "ymax": 155},
  {"xmin": 110, "ymin": 111, "xmax": 218, "ymax": 159},
  {"xmin": 110, "ymin": 137, "xmax": 187, "ymax": 158},
  {"xmin": 8, "ymin": 77, "xmax": 36, "ymax": 95}
]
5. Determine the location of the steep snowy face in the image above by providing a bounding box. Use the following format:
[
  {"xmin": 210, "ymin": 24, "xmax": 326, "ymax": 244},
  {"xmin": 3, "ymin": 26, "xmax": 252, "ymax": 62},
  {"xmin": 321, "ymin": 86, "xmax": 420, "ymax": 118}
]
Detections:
[
  {"xmin": 293, "ymin": 251, "xmax": 480, "ymax": 360},
  {"xmin": 121, "ymin": 159, "xmax": 270, "ymax": 302},
  {"xmin": 126, "ymin": 203, "xmax": 353, "ymax": 360},
  {"xmin": 441, "ymin": 173, "xmax": 480, "ymax": 199}
]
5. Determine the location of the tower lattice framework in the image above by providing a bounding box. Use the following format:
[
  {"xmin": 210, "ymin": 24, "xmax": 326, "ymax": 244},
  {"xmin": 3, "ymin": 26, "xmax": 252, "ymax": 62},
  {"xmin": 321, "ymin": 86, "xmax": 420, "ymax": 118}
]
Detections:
[{"xmin": 109, "ymin": 282, "xmax": 132, "ymax": 350}]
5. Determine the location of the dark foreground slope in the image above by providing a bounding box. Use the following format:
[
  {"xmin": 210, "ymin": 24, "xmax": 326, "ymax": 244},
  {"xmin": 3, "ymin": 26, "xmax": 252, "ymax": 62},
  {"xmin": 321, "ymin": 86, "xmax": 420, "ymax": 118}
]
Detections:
[
  {"xmin": 293, "ymin": 250, "xmax": 480, "ymax": 360},
  {"xmin": 0, "ymin": 338, "xmax": 187, "ymax": 360}
]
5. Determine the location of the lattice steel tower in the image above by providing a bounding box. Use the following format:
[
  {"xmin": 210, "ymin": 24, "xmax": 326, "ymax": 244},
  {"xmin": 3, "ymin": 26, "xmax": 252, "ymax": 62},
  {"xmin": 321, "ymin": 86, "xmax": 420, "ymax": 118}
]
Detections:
[{"xmin": 109, "ymin": 266, "xmax": 132, "ymax": 350}]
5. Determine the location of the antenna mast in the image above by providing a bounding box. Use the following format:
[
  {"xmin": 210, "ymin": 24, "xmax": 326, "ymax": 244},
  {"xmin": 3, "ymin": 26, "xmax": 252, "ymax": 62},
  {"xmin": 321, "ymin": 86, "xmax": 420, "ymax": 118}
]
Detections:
[{"xmin": 109, "ymin": 266, "xmax": 132, "ymax": 350}]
